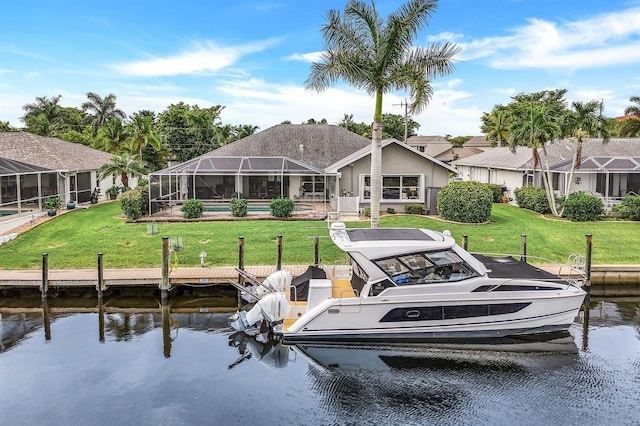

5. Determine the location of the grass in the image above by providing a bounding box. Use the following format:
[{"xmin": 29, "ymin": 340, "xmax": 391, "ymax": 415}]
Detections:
[{"xmin": 0, "ymin": 202, "xmax": 638, "ymax": 270}]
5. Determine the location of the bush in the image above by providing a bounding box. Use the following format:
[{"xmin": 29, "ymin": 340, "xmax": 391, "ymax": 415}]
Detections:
[
  {"xmin": 485, "ymin": 184, "xmax": 504, "ymax": 203},
  {"xmin": 386, "ymin": 207, "xmax": 396, "ymax": 214},
  {"xmin": 514, "ymin": 186, "xmax": 551, "ymax": 214},
  {"xmin": 181, "ymin": 199, "xmax": 204, "ymax": 219},
  {"xmin": 404, "ymin": 204, "xmax": 425, "ymax": 215},
  {"xmin": 119, "ymin": 189, "xmax": 143, "ymax": 220},
  {"xmin": 614, "ymin": 194, "xmax": 640, "ymax": 220},
  {"xmin": 562, "ymin": 191, "xmax": 604, "ymax": 221},
  {"xmin": 436, "ymin": 181, "xmax": 492, "ymax": 223},
  {"xmin": 229, "ymin": 197, "xmax": 248, "ymax": 217},
  {"xmin": 269, "ymin": 198, "xmax": 294, "ymax": 218},
  {"xmin": 362, "ymin": 207, "xmax": 371, "ymax": 217}
]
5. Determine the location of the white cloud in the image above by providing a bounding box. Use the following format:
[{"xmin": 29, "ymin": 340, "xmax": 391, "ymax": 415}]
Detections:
[
  {"xmin": 112, "ymin": 39, "xmax": 279, "ymax": 76},
  {"xmin": 285, "ymin": 51, "xmax": 324, "ymax": 62},
  {"xmin": 458, "ymin": 7, "xmax": 640, "ymax": 70}
]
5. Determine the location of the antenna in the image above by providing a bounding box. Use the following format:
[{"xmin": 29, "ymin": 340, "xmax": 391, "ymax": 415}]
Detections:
[{"xmin": 393, "ymin": 99, "xmax": 409, "ymax": 143}]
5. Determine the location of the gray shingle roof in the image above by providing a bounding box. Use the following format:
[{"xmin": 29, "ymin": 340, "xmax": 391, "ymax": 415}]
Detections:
[
  {"xmin": 0, "ymin": 132, "xmax": 113, "ymax": 170},
  {"xmin": 206, "ymin": 124, "xmax": 370, "ymax": 169}
]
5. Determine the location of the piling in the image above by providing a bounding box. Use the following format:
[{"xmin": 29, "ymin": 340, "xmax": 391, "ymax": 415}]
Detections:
[
  {"xmin": 462, "ymin": 234, "xmax": 468, "ymax": 251},
  {"xmin": 97, "ymin": 253, "xmax": 104, "ymax": 300},
  {"xmin": 98, "ymin": 298, "xmax": 105, "ymax": 343},
  {"xmin": 237, "ymin": 236, "xmax": 245, "ymax": 309},
  {"xmin": 161, "ymin": 237, "xmax": 169, "ymax": 301},
  {"xmin": 520, "ymin": 234, "xmax": 527, "ymax": 262},
  {"xmin": 41, "ymin": 253, "xmax": 48, "ymax": 299},
  {"xmin": 276, "ymin": 235, "xmax": 282, "ymax": 271},
  {"xmin": 585, "ymin": 234, "xmax": 593, "ymax": 294},
  {"xmin": 41, "ymin": 296, "xmax": 51, "ymax": 341},
  {"xmin": 314, "ymin": 235, "xmax": 320, "ymax": 266},
  {"xmin": 162, "ymin": 300, "xmax": 172, "ymax": 358}
]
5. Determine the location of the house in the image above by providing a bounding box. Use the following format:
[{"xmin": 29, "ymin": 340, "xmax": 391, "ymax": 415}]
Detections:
[
  {"xmin": 407, "ymin": 135, "xmax": 486, "ymax": 163},
  {"xmin": 0, "ymin": 132, "xmax": 117, "ymax": 216},
  {"xmin": 452, "ymin": 138, "xmax": 640, "ymax": 207},
  {"xmin": 150, "ymin": 124, "xmax": 456, "ymax": 215}
]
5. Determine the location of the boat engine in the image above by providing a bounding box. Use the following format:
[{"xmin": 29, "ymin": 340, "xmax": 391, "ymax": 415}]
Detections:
[
  {"xmin": 241, "ymin": 270, "xmax": 292, "ymax": 303},
  {"xmin": 230, "ymin": 291, "xmax": 290, "ymax": 332}
]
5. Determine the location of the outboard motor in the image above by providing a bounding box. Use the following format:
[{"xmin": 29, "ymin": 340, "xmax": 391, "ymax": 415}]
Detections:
[
  {"xmin": 241, "ymin": 270, "xmax": 292, "ymax": 303},
  {"xmin": 231, "ymin": 292, "xmax": 290, "ymax": 332}
]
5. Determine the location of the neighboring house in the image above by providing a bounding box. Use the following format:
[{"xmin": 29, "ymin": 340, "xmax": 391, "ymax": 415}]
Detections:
[
  {"xmin": 0, "ymin": 132, "xmax": 118, "ymax": 216},
  {"xmin": 452, "ymin": 138, "xmax": 640, "ymax": 207},
  {"xmin": 407, "ymin": 135, "xmax": 486, "ymax": 163},
  {"xmin": 150, "ymin": 124, "xmax": 456, "ymax": 215}
]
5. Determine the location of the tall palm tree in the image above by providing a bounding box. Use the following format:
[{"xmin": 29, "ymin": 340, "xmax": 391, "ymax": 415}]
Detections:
[
  {"xmin": 561, "ymin": 100, "xmax": 609, "ymax": 199},
  {"xmin": 97, "ymin": 153, "xmax": 147, "ymax": 189},
  {"xmin": 126, "ymin": 112, "xmax": 162, "ymax": 160},
  {"xmin": 21, "ymin": 95, "xmax": 65, "ymax": 136},
  {"xmin": 510, "ymin": 107, "xmax": 561, "ymax": 216},
  {"xmin": 82, "ymin": 92, "xmax": 126, "ymax": 136},
  {"xmin": 305, "ymin": 0, "xmax": 459, "ymax": 228}
]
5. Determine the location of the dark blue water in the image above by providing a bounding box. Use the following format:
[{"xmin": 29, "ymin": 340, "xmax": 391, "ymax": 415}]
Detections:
[{"xmin": 1, "ymin": 301, "xmax": 639, "ymax": 426}]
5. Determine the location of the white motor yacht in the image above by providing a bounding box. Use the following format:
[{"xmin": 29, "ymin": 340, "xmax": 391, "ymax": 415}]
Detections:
[{"xmin": 230, "ymin": 222, "xmax": 587, "ymax": 343}]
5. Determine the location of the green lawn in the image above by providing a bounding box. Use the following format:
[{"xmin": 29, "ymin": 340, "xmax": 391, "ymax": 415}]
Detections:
[{"xmin": 0, "ymin": 202, "xmax": 638, "ymax": 270}]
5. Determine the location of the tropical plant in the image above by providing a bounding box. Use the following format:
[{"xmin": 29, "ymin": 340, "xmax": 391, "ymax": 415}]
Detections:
[
  {"xmin": 94, "ymin": 118, "xmax": 130, "ymax": 154},
  {"xmin": 305, "ymin": 0, "xmax": 459, "ymax": 228},
  {"xmin": 81, "ymin": 92, "xmax": 126, "ymax": 136},
  {"xmin": 181, "ymin": 199, "xmax": 204, "ymax": 219},
  {"xmin": 43, "ymin": 196, "xmax": 62, "ymax": 211},
  {"xmin": 269, "ymin": 198, "xmax": 295, "ymax": 218},
  {"xmin": 436, "ymin": 181, "xmax": 492, "ymax": 223},
  {"xmin": 513, "ymin": 186, "xmax": 551, "ymax": 214},
  {"xmin": 562, "ymin": 191, "xmax": 604, "ymax": 222},
  {"xmin": 229, "ymin": 198, "xmax": 248, "ymax": 217},
  {"xmin": 118, "ymin": 188, "xmax": 144, "ymax": 220},
  {"xmin": 97, "ymin": 153, "xmax": 147, "ymax": 189},
  {"xmin": 559, "ymin": 100, "xmax": 609, "ymax": 205},
  {"xmin": 482, "ymin": 109, "xmax": 511, "ymax": 147},
  {"xmin": 21, "ymin": 95, "xmax": 65, "ymax": 136},
  {"xmin": 618, "ymin": 96, "xmax": 640, "ymax": 137},
  {"xmin": 509, "ymin": 106, "xmax": 561, "ymax": 216},
  {"xmin": 126, "ymin": 111, "xmax": 162, "ymax": 160},
  {"xmin": 613, "ymin": 194, "xmax": 640, "ymax": 221}
]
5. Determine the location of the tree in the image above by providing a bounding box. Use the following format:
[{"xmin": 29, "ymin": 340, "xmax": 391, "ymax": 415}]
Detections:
[
  {"xmin": 97, "ymin": 153, "xmax": 148, "ymax": 189},
  {"xmin": 618, "ymin": 96, "xmax": 640, "ymax": 137},
  {"xmin": 305, "ymin": 0, "xmax": 459, "ymax": 227},
  {"xmin": 381, "ymin": 113, "xmax": 420, "ymax": 141},
  {"xmin": 482, "ymin": 108, "xmax": 511, "ymax": 147},
  {"xmin": 0, "ymin": 120, "xmax": 13, "ymax": 132},
  {"xmin": 337, "ymin": 114, "xmax": 371, "ymax": 137},
  {"xmin": 82, "ymin": 92, "xmax": 126, "ymax": 136},
  {"xmin": 95, "ymin": 118, "xmax": 130, "ymax": 154},
  {"xmin": 509, "ymin": 106, "xmax": 561, "ymax": 216},
  {"xmin": 126, "ymin": 111, "xmax": 162, "ymax": 160},
  {"xmin": 21, "ymin": 95, "xmax": 65, "ymax": 136},
  {"xmin": 560, "ymin": 100, "xmax": 609, "ymax": 201}
]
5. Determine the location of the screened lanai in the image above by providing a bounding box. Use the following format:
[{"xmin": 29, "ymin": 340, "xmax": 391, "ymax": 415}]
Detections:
[
  {"xmin": 0, "ymin": 157, "xmax": 63, "ymax": 217},
  {"xmin": 149, "ymin": 156, "xmax": 335, "ymax": 211}
]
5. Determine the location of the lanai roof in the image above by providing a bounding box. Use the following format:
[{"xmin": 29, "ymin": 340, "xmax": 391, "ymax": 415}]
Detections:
[
  {"xmin": 155, "ymin": 156, "xmax": 323, "ymax": 175},
  {"xmin": 0, "ymin": 157, "xmax": 52, "ymax": 176},
  {"xmin": 0, "ymin": 132, "xmax": 112, "ymax": 170}
]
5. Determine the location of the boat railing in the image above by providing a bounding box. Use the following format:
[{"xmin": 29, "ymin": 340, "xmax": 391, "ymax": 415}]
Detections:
[{"xmin": 472, "ymin": 252, "xmax": 587, "ymax": 288}]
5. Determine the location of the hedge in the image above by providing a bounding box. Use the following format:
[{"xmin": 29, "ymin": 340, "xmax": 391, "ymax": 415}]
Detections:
[{"xmin": 436, "ymin": 181, "xmax": 492, "ymax": 223}]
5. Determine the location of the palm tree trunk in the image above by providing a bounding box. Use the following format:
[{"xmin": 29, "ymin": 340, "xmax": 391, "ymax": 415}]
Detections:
[{"xmin": 370, "ymin": 91, "xmax": 384, "ymax": 228}]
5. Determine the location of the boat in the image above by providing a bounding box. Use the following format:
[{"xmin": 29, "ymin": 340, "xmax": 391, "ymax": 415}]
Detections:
[{"xmin": 229, "ymin": 222, "xmax": 587, "ymax": 343}]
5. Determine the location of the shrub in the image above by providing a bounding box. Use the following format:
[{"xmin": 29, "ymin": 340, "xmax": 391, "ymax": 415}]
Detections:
[
  {"xmin": 562, "ymin": 191, "xmax": 604, "ymax": 221},
  {"xmin": 436, "ymin": 181, "xmax": 492, "ymax": 223},
  {"xmin": 362, "ymin": 207, "xmax": 371, "ymax": 217},
  {"xmin": 514, "ymin": 186, "xmax": 551, "ymax": 214},
  {"xmin": 269, "ymin": 197, "xmax": 295, "ymax": 218},
  {"xmin": 386, "ymin": 207, "xmax": 396, "ymax": 214},
  {"xmin": 44, "ymin": 196, "xmax": 63, "ymax": 211},
  {"xmin": 613, "ymin": 194, "xmax": 640, "ymax": 220},
  {"xmin": 181, "ymin": 199, "xmax": 204, "ymax": 219},
  {"xmin": 229, "ymin": 197, "xmax": 248, "ymax": 217},
  {"xmin": 485, "ymin": 184, "xmax": 504, "ymax": 203},
  {"xmin": 404, "ymin": 204, "xmax": 425, "ymax": 215},
  {"xmin": 119, "ymin": 189, "xmax": 143, "ymax": 220}
]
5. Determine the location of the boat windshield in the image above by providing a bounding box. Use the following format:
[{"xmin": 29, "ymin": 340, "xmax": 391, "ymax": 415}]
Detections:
[{"xmin": 374, "ymin": 249, "xmax": 480, "ymax": 285}]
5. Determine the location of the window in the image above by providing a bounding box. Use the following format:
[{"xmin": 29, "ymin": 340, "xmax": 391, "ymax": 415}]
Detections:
[
  {"xmin": 362, "ymin": 175, "xmax": 421, "ymax": 201},
  {"xmin": 301, "ymin": 176, "xmax": 324, "ymax": 194}
]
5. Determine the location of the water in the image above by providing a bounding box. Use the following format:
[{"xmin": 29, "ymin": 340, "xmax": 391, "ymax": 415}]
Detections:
[{"xmin": 1, "ymin": 300, "xmax": 639, "ymax": 426}]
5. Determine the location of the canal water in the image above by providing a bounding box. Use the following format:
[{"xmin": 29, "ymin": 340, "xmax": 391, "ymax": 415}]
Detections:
[{"xmin": 1, "ymin": 300, "xmax": 639, "ymax": 426}]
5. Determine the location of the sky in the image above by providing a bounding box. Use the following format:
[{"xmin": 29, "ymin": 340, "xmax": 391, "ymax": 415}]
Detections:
[{"xmin": 2, "ymin": 0, "xmax": 640, "ymax": 137}]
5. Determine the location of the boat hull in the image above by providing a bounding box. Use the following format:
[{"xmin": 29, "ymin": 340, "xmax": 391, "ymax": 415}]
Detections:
[{"xmin": 282, "ymin": 289, "xmax": 586, "ymax": 343}]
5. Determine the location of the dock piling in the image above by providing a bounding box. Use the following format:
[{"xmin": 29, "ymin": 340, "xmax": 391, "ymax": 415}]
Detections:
[
  {"xmin": 161, "ymin": 236, "xmax": 169, "ymax": 301},
  {"xmin": 276, "ymin": 235, "xmax": 282, "ymax": 271},
  {"xmin": 520, "ymin": 234, "xmax": 527, "ymax": 262},
  {"xmin": 41, "ymin": 253, "xmax": 48, "ymax": 299},
  {"xmin": 585, "ymin": 234, "xmax": 593, "ymax": 293},
  {"xmin": 97, "ymin": 253, "xmax": 104, "ymax": 299},
  {"xmin": 314, "ymin": 235, "xmax": 319, "ymax": 266},
  {"xmin": 462, "ymin": 234, "xmax": 468, "ymax": 251}
]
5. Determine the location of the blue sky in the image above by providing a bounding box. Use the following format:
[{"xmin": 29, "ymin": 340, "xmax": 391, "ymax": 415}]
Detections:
[{"xmin": 2, "ymin": 0, "xmax": 640, "ymax": 136}]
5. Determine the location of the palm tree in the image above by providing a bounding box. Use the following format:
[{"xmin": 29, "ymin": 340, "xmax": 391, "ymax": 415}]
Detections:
[
  {"xmin": 561, "ymin": 100, "xmax": 609, "ymax": 199},
  {"xmin": 509, "ymin": 107, "xmax": 561, "ymax": 216},
  {"xmin": 484, "ymin": 110, "xmax": 511, "ymax": 147},
  {"xmin": 82, "ymin": 92, "xmax": 126, "ymax": 136},
  {"xmin": 126, "ymin": 112, "xmax": 162, "ymax": 160},
  {"xmin": 97, "ymin": 153, "xmax": 147, "ymax": 189},
  {"xmin": 619, "ymin": 96, "xmax": 640, "ymax": 137},
  {"xmin": 21, "ymin": 95, "xmax": 65, "ymax": 136},
  {"xmin": 94, "ymin": 118, "xmax": 130, "ymax": 154},
  {"xmin": 305, "ymin": 0, "xmax": 459, "ymax": 228}
]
